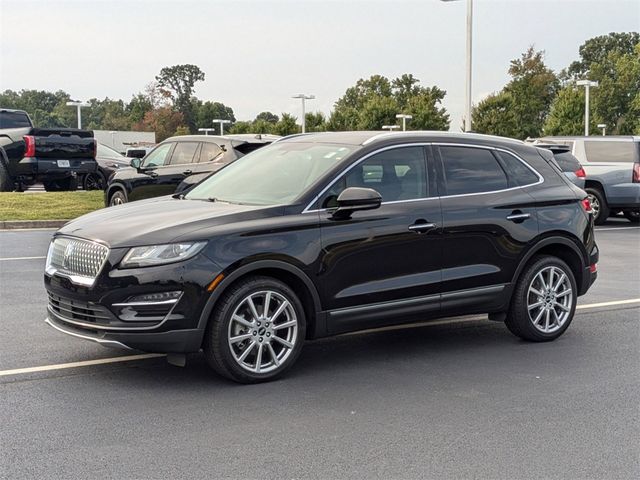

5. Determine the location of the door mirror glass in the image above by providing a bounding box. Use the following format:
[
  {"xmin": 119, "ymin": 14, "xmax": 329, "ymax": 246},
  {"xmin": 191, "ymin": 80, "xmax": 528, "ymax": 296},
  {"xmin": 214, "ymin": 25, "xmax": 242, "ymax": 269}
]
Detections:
[
  {"xmin": 129, "ymin": 158, "xmax": 141, "ymax": 170},
  {"xmin": 332, "ymin": 187, "xmax": 382, "ymax": 219}
]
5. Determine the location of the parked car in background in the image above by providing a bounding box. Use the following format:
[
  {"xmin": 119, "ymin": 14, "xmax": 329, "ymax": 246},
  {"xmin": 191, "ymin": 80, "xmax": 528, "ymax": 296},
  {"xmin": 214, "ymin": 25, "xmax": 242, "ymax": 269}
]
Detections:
[
  {"xmin": 533, "ymin": 143, "xmax": 586, "ymax": 189},
  {"xmin": 0, "ymin": 108, "xmax": 97, "ymax": 191},
  {"xmin": 536, "ymin": 136, "xmax": 640, "ymax": 224},
  {"xmin": 105, "ymin": 134, "xmax": 280, "ymax": 205},
  {"xmin": 125, "ymin": 146, "xmax": 153, "ymax": 159},
  {"xmin": 82, "ymin": 144, "xmax": 131, "ymax": 190},
  {"xmin": 46, "ymin": 131, "xmax": 598, "ymax": 383}
]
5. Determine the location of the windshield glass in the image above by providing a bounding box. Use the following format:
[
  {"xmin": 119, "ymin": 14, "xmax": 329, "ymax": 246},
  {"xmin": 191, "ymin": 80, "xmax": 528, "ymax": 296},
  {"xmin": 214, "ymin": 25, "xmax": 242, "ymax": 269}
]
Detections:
[{"xmin": 186, "ymin": 142, "xmax": 356, "ymax": 205}]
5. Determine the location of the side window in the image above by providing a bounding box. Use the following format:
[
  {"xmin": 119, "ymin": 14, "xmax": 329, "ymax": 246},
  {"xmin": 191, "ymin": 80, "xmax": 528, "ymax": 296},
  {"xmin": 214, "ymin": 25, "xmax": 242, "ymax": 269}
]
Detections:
[
  {"xmin": 199, "ymin": 142, "xmax": 223, "ymax": 163},
  {"xmin": 439, "ymin": 146, "xmax": 508, "ymax": 195},
  {"xmin": 169, "ymin": 142, "xmax": 200, "ymax": 165},
  {"xmin": 143, "ymin": 143, "xmax": 173, "ymax": 168},
  {"xmin": 495, "ymin": 151, "xmax": 540, "ymax": 186},
  {"xmin": 584, "ymin": 141, "xmax": 638, "ymax": 163},
  {"xmin": 320, "ymin": 146, "xmax": 427, "ymax": 208}
]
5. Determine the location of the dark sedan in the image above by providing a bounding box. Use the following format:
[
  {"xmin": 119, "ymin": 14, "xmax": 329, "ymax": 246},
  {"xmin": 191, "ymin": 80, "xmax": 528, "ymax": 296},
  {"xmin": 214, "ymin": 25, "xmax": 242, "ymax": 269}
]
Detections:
[
  {"xmin": 105, "ymin": 134, "xmax": 279, "ymax": 205},
  {"xmin": 82, "ymin": 144, "xmax": 131, "ymax": 190}
]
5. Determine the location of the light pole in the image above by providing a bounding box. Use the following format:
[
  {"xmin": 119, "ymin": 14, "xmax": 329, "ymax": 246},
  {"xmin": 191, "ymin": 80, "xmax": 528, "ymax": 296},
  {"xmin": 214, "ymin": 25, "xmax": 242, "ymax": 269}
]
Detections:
[
  {"xmin": 441, "ymin": 0, "xmax": 473, "ymax": 132},
  {"xmin": 395, "ymin": 114, "xmax": 413, "ymax": 131},
  {"xmin": 212, "ymin": 119, "xmax": 231, "ymax": 135},
  {"xmin": 198, "ymin": 128, "xmax": 217, "ymax": 136},
  {"xmin": 292, "ymin": 94, "xmax": 315, "ymax": 133},
  {"xmin": 66, "ymin": 101, "xmax": 89, "ymax": 129},
  {"xmin": 576, "ymin": 79, "xmax": 598, "ymax": 136},
  {"xmin": 597, "ymin": 123, "xmax": 606, "ymax": 136},
  {"xmin": 382, "ymin": 125, "xmax": 400, "ymax": 132}
]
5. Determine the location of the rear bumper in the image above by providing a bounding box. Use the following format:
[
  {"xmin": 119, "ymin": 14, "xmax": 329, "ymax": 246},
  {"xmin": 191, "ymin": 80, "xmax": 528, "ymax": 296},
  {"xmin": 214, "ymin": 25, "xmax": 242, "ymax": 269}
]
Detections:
[
  {"xmin": 45, "ymin": 309, "xmax": 205, "ymax": 353},
  {"xmin": 578, "ymin": 244, "xmax": 599, "ymax": 296},
  {"xmin": 16, "ymin": 157, "xmax": 97, "ymax": 180}
]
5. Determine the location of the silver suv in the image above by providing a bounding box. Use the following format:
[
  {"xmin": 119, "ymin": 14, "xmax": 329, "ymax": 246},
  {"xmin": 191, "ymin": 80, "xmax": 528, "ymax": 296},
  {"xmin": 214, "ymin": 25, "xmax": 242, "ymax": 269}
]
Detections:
[{"xmin": 536, "ymin": 136, "xmax": 640, "ymax": 224}]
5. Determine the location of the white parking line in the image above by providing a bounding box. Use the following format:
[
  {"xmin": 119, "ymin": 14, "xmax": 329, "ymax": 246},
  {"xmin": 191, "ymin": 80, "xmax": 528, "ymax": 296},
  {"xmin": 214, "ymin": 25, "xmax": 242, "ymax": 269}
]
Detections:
[
  {"xmin": 0, "ymin": 256, "xmax": 47, "ymax": 262},
  {"xmin": 1, "ymin": 298, "xmax": 638, "ymax": 379},
  {"xmin": 0, "ymin": 353, "xmax": 165, "ymax": 377}
]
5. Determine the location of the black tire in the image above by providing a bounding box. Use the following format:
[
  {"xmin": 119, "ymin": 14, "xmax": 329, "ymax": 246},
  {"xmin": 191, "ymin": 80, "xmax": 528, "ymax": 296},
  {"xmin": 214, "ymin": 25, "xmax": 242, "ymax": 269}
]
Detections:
[
  {"xmin": 203, "ymin": 276, "xmax": 306, "ymax": 383},
  {"xmin": 623, "ymin": 209, "xmax": 640, "ymax": 224},
  {"xmin": 108, "ymin": 190, "xmax": 127, "ymax": 206},
  {"xmin": 0, "ymin": 148, "xmax": 14, "ymax": 192},
  {"xmin": 585, "ymin": 187, "xmax": 609, "ymax": 225},
  {"xmin": 43, "ymin": 176, "xmax": 78, "ymax": 192},
  {"xmin": 505, "ymin": 255, "xmax": 577, "ymax": 342},
  {"xmin": 83, "ymin": 171, "xmax": 106, "ymax": 191}
]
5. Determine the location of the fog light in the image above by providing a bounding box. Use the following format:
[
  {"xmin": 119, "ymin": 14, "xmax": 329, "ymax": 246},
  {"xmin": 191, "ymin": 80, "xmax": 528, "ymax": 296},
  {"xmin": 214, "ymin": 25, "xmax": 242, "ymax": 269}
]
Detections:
[
  {"xmin": 112, "ymin": 291, "xmax": 183, "ymax": 322},
  {"xmin": 128, "ymin": 291, "xmax": 182, "ymax": 303}
]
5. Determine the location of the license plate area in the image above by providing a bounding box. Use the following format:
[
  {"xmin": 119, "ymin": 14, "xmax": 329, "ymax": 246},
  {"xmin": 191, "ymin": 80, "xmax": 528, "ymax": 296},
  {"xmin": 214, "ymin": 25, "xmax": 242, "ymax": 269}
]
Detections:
[{"xmin": 57, "ymin": 160, "xmax": 71, "ymax": 168}]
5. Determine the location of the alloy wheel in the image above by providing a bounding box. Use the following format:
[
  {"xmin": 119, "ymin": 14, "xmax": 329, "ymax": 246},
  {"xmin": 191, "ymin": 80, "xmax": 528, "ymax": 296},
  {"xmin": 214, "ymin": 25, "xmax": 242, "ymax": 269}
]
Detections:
[
  {"xmin": 587, "ymin": 193, "xmax": 600, "ymax": 220},
  {"xmin": 227, "ymin": 290, "xmax": 298, "ymax": 374},
  {"xmin": 527, "ymin": 266, "xmax": 574, "ymax": 334}
]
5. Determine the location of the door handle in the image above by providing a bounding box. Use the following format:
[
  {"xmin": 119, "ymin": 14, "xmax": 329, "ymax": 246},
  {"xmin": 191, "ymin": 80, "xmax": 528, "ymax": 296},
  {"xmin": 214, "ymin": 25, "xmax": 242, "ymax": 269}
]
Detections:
[
  {"xmin": 147, "ymin": 171, "xmax": 158, "ymax": 178},
  {"xmin": 408, "ymin": 222, "xmax": 436, "ymax": 233},
  {"xmin": 183, "ymin": 170, "xmax": 192, "ymax": 175},
  {"xmin": 506, "ymin": 212, "xmax": 531, "ymax": 222}
]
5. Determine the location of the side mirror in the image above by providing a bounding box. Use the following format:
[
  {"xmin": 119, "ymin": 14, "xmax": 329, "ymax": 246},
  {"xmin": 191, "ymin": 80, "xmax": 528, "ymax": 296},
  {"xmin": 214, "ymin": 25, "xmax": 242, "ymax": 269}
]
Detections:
[
  {"xmin": 129, "ymin": 158, "xmax": 142, "ymax": 170},
  {"xmin": 331, "ymin": 187, "xmax": 382, "ymax": 219}
]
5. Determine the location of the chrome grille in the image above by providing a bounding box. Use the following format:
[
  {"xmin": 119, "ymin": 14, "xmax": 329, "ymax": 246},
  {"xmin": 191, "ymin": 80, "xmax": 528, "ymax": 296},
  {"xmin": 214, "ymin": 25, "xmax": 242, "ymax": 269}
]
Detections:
[{"xmin": 46, "ymin": 237, "xmax": 109, "ymax": 286}]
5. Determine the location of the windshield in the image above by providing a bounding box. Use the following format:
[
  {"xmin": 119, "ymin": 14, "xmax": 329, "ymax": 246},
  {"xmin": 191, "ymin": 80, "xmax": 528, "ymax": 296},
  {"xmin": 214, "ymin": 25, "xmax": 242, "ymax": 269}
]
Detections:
[
  {"xmin": 97, "ymin": 143, "xmax": 126, "ymax": 160},
  {"xmin": 186, "ymin": 142, "xmax": 356, "ymax": 205}
]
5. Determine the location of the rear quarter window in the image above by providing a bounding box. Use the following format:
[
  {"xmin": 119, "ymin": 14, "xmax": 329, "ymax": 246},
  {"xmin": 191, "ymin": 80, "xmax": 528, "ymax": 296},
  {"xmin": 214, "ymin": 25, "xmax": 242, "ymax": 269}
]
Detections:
[
  {"xmin": 439, "ymin": 146, "xmax": 508, "ymax": 195},
  {"xmin": 0, "ymin": 111, "xmax": 31, "ymax": 128},
  {"xmin": 584, "ymin": 141, "xmax": 639, "ymax": 163},
  {"xmin": 495, "ymin": 151, "xmax": 540, "ymax": 186},
  {"xmin": 553, "ymin": 152, "xmax": 581, "ymax": 172}
]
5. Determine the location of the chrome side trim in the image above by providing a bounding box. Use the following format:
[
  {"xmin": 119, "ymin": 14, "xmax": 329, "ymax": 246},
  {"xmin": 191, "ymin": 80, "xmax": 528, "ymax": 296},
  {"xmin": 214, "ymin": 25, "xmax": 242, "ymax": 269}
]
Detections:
[
  {"xmin": 111, "ymin": 299, "xmax": 180, "ymax": 307},
  {"xmin": 302, "ymin": 142, "xmax": 544, "ymax": 214},
  {"xmin": 44, "ymin": 317, "xmax": 132, "ymax": 350}
]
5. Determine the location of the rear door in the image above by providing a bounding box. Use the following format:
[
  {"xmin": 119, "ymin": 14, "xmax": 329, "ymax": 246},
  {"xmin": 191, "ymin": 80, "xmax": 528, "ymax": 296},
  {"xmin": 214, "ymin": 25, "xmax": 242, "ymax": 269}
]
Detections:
[
  {"xmin": 317, "ymin": 145, "xmax": 442, "ymax": 334},
  {"xmin": 152, "ymin": 141, "xmax": 201, "ymax": 196},
  {"xmin": 435, "ymin": 144, "xmax": 539, "ymax": 314}
]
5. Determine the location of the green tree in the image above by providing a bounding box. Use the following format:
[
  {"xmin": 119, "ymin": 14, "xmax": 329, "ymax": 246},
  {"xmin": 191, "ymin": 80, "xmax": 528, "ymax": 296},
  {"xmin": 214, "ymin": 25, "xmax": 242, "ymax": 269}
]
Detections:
[
  {"xmin": 255, "ymin": 111, "xmax": 279, "ymax": 124},
  {"xmin": 544, "ymin": 86, "xmax": 594, "ymax": 136},
  {"xmin": 155, "ymin": 64, "xmax": 205, "ymax": 133},
  {"xmin": 304, "ymin": 112, "xmax": 327, "ymax": 132},
  {"xmin": 228, "ymin": 121, "xmax": 253, "ymax": 134},
  {"xmin": 404, "ymin": 89, "xmax": 449, "ymax": 130},
  {"xmin": 472, "ymin": 92, "xmax": 518, "ymax": 136},
  {"xmin": 566, "ymin": 32, "xmax": 640, "ymax": 79},
  {"xmin": 195, "ymin": 101, "xmax": 236, "ymax": 131},
  {"xmin": 139, "ymin": 107, "xmax": 185, "ymax": 142},
  {"xmin": 273, "ymin": 113, "xmax": 299, "ymax": 136}
]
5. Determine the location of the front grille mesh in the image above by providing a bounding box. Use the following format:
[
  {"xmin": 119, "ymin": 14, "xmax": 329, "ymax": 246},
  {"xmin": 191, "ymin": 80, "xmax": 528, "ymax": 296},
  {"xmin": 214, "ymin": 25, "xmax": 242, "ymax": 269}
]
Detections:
[
  {"xmin": 47, "ymin": 237, "xmax": 109, "ymax": 283},
  {"xmin": 48, "ymin": 292, "xmax": 113, "ymax": 325}
]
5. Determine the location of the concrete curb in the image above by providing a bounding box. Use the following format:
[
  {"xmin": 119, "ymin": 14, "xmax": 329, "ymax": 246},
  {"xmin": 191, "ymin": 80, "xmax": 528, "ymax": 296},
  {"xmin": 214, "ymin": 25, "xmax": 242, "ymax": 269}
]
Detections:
[{"xmin": 0, "ymin": 220, "xmax": 68, "ymax": 230}]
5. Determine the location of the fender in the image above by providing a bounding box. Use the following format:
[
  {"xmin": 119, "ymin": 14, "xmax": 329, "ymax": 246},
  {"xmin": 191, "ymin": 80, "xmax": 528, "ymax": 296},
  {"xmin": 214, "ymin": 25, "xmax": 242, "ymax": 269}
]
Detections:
[
  {"xmin": 106, "ymin": 182, "xmax": 129, "ymax": 202},
  {"xmin": 196, "ymin": 259, "xmax": 323, "ymax": 333},
  {"xmin": 512, "ymin": 233, "xmax": 588, "ymax": 287}
]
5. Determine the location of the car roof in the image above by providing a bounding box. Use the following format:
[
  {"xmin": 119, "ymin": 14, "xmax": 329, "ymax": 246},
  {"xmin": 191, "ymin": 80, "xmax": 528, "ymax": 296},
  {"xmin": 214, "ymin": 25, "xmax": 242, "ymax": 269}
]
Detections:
[
  {"xmin": 279, "ymin": 131, "xmax": 528, "ymax": 149},
  {"xmin": 0, "ymin": 108, "xmax": 29, "ymax": 114},
  {"xmin": 538, "ymin": 135, "xmax": 640, "ymax": 142}
]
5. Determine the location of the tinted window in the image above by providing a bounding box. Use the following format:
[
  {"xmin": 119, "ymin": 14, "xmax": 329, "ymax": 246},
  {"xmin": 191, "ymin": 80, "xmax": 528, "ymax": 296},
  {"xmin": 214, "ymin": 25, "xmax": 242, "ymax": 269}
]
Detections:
[
  {"xmin": 495, "ymin": 151, "xmax": 539, "ymax": 186},
  {"xmin": 0, "ymin": 111, "xmax": 31, "ymax": 128},
  {"xmin": 321, "ymin": 146, "xmax": 427, "ymax": 208},
  {"xmin": 169, "ymin": 142, "xmax": 199, "ymax": 165},
  {"xmin": 199, "ymin": 142, "xmax": 223, "ymax": 163},
  {"xmin": 584, "ymin": 141, "xmax": 639, "ymax": 163},
  {"xmin": 143, "ymin": 143, "xmax": 173, "ymax": 168},
  {"xmin": 439, "ymin": 146, "xmax": 508, "ymax": 195},
  {"xmin": 553, "ymin": 152, "xmax": 581, "ymax": 173}
]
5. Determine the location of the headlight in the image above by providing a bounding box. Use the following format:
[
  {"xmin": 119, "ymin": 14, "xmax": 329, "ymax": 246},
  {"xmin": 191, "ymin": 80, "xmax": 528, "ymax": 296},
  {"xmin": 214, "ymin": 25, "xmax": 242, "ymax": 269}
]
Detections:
[{"xmin": 120, "ymin": 242, "xmax": 207, "ymax": 268}]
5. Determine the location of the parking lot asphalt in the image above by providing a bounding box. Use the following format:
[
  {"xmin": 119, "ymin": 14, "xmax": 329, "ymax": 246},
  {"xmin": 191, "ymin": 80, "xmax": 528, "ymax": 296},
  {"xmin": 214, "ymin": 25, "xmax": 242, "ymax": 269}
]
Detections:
[{"xmin": 0, "ymin": 221, "xmax": 638, "ymax": 478}]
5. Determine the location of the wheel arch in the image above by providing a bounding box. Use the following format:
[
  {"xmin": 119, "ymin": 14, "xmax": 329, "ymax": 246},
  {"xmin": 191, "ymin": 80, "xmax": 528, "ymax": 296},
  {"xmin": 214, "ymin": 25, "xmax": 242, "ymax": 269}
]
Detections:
[
  {"xmin": 105, "ymin": 182, "xmax": 128, "ymax": 204},
  {"xmin": 512, "ymin": 234, "xmax": 588, "ymax": 296},
  {"xmin": 197, "ymin": 259, "xmax": 324, "ymax": 341}
]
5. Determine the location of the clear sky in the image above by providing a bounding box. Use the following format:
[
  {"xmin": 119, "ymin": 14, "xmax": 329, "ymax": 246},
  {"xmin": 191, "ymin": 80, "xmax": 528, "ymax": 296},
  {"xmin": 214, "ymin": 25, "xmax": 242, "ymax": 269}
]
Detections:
[{"xmin": 1, "ymin": 0, "xmax": 638, "ymax": 130}]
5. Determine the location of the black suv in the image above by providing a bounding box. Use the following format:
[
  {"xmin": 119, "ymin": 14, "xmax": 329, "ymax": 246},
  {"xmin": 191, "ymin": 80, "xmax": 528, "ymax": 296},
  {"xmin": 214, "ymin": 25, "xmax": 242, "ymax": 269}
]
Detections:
[
  {"xmin": 105, "ymin": 134, "xmax": 279, "ymax": 205},
  {"xmin": 45, "ymin": 132, "xmax": 598, "ymax": 383}
]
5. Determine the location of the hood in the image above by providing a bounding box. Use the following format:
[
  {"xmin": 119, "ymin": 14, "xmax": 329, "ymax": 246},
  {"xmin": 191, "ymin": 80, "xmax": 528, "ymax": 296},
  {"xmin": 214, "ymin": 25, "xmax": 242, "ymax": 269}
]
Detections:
[{"xmin": 58, "ymin": 197, "xmax": 277, "ymax": 248}]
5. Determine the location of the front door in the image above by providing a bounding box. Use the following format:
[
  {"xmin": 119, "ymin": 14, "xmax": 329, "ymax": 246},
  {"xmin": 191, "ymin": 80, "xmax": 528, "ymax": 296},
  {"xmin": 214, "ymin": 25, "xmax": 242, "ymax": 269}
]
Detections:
[{"xmin": 317, "ymin": 145, "xmax": 442, "ymax": 334}]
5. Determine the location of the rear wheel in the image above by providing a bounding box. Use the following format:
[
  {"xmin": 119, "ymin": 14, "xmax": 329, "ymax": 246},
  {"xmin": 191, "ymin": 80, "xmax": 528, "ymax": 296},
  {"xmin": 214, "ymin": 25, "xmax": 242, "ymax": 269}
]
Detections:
[
  {"xmin": 585, "ymin": 187, "xmax": 609, "ymax": 225},
  {"xmin": 108, "ymin": 190, "xmax": 127, "ymax": 206},
  {"xmin": 203, "ymin": 276, "xmax": 306, "ymax": 383},
  {"xmin": 0, "ymin": 149, "xmax": 14, "ymax": 192},
  {"xmin": 505, "ymin": 256, "xmax": 577, "ymax": 342},
  {"xmin": 83, "ymin": 171, "xmax": 106, "ymax": 191}
]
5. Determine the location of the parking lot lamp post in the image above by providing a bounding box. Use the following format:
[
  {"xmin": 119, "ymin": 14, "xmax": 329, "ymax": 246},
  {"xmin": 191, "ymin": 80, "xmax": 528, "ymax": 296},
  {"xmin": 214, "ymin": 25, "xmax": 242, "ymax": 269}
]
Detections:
[
  {"xmin": 66, "ymin": 101, "xmax": 89, "ymax": 129},
  {"xmin": 576, "ymin": 80, "xmax": 598, "ymax": 136},
  {"xmin": 198, "ymin": 128, "xmax": 216, "ymax": 136},
  {"xmin": 382, "ymin": 125, "xmax": 400, "ymax": 132},
  {"xmin": 441, "ymin": 0, "xmax": 473, "ymax": 132},
  {"xmin": 213, "ymin": 119, "xmax": 231, "ymax": 136},
  {"xmin": 292, "ymin": 94, "xmax": 315, "ymax": 133},
  {"xmin": 597, "ymin": 123, "xmax": 606, "ymax": 136},
  {"xmin": 395, "ymin": 114, "xmax": 413, "ymax": 131}
]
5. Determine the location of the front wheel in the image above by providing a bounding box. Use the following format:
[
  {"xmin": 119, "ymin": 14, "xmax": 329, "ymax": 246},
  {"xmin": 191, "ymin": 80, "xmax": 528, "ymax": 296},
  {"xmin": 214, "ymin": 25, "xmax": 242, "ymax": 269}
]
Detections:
[
  {"xmin": 108, "ymin": 190, "xmax": 127, "ymax": 206},
  {"xmin": 623, "ymin": 209, "xmax": 640, "ymax": 224},
  {"xmin": 505, "ymin": 256, "xmax": 577, "ymax": 342},
  {"xmin": 203, "ymin": 276, "xmax": 306, "ymax": 383}
]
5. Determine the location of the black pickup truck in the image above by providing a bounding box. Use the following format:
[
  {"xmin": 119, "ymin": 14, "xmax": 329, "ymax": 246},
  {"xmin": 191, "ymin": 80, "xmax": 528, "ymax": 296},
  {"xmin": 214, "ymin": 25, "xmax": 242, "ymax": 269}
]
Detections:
[{"xmin": 0, "ymin": 109, "xmax": 97, "ymax": 191}]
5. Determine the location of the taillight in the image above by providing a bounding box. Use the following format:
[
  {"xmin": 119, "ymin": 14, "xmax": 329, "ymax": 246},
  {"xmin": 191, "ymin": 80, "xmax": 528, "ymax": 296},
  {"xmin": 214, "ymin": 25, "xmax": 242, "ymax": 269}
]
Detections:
[
  {"xmin": 23, "ymin": 135, "xmax": 35, "ymax": 157},
  {"xmin": 581, "ymin": 197, "xmax": 593, "ymax": 213},
  {"xmin": 633, "ymin": 162, "xmax": 640, "ymax": 183},
  {"xmin": 575, "ymin": 167, "xmax": 586, "ymax": 178},
  {"xmin": 589, "ymin": 263, "xmax": 598, "ymax": 273}
]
